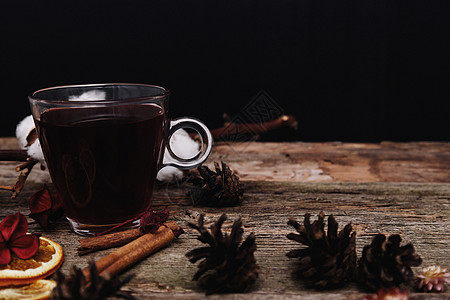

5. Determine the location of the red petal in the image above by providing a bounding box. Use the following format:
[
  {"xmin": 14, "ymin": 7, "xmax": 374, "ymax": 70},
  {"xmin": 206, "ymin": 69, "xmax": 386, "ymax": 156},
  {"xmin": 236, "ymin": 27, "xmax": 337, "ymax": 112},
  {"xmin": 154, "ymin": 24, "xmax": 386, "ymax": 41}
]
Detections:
[
  {"xmin": 10, "ymin": 235, "xmax": 39, "ymax": 260},
  {"xmin": 10, "ymin": 213, "xmax": 29, "ymax": 240},
  {"xmin": 30, "ymin": 210, "xmax": 50, "ymax": 230},
  {"xmin": 29, "ymin": 186, "xmax": 63, "ymax": 229},
  {"xmin": 0, "ymin": 212, "xmax": 21, "ymax": 241},
  {"xmin": 52, "ymin": 192, "xmax": 62, "ymax": 209},
  {"xmin": 29, "ymin": 185, "xmax": 52, "ymax": 214},
  {"xmin": 0, "ymin": 245, "xmax": 11, "ymax": 264}
]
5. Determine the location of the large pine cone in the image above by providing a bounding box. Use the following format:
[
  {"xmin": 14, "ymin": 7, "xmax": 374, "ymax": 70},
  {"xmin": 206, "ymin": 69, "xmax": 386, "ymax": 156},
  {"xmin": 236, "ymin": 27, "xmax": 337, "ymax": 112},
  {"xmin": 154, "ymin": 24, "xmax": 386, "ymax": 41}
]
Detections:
[
  {"xmin": 186, "ymin": 214, "xmax": 259, "ymax": 294},
  {"xmin": 358, "ymin": 234, "xmax": 422, "ymax": 292},
  {"xmin": 286, "ymin": 211, "xmax": 357, "ymax": 289},
  {"xmin": 189, "ymin": 161, "xmax": 244, "ymax": 207}
]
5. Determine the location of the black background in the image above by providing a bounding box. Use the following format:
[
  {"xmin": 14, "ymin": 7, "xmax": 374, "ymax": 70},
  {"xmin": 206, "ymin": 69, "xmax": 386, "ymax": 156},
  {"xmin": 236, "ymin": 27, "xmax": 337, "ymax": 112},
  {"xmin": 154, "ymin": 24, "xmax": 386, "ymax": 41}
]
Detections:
[{"xmin": 2, "ymin": 0, "xmax": 449, "ymax": 142}]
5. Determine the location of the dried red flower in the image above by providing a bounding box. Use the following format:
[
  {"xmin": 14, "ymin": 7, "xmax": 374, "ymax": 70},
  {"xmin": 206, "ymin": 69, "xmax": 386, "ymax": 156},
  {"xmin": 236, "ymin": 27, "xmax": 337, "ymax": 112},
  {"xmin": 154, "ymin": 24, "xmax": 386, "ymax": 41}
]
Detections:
[
  {"xmin": 140, "ymin": 208, "xmax": 170, "ymax": 233},
  {"xmin": 29, "ymin": 185, "xmax": 63, "ymax": 230},
  {"xmin": 140, "ymin": 208, "xmax": 183, "ymax": 237},
  {"xmin": 0, "ymin": 212, "xmax": 40, "ymax": 265}
]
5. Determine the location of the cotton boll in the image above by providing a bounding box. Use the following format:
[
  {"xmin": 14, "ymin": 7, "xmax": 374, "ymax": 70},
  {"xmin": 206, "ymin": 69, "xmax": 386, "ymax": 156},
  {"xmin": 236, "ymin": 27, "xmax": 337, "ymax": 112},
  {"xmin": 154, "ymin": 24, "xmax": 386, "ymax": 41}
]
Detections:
[
  {"xmin": 15, "ymin": 115, "xmax": 35, "ymax": 149},
  {"xmin": 156, "ymin": 126, "xmax": 201, "ymax": 183},
  {"xmin": 69, "ymin": 90, "xmax": 106, "ymax": 101},
  {"xmin": 27, "ymin": 139, "xmax": 45, "ymax": 163},
  {"xmin": 156, "ymin": 166, "xmax": 184, "ymax": 183},
  {"xmin": 168, "ymin": 128, "xmax": 200, "ymax": 160},
  {"xmin": 15, "ymin": 115, "xmax": 45, "ymax": 163}
]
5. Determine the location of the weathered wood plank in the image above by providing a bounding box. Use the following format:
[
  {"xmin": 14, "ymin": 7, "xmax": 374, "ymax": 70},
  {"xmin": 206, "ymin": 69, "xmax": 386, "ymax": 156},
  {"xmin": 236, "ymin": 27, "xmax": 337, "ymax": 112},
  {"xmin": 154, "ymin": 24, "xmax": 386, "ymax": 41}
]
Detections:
[
  {"xmin": 207, "ymin": 141, "xmax": 450, "ymax": 183},
  {"xmin": 1, "ymin": 138, "xmax": 449, "ymax": 184},
  {"xmin": 1, "ymin": 180, "xmax": 449, "ymax": 299}
]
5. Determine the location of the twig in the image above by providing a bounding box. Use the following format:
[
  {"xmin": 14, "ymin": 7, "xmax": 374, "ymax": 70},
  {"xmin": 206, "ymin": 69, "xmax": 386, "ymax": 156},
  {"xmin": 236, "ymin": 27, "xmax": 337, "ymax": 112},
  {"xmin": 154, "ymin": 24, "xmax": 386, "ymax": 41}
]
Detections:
[
  {"xmin": 211, "ymin": 115, "xmax": 298, "ymax": 140},
  {"xmin": 0, "ymin": 156, "xmax": 38, "ymax": 198},
  {"xmin": 16, "ymin": 157, "xmax": 37, "ymax": 172}
]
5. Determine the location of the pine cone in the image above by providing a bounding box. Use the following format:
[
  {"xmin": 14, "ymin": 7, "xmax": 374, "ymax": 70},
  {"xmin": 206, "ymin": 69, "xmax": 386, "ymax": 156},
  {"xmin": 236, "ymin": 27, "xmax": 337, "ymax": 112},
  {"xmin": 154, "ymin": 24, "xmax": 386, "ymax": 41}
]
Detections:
[
  {"xmin": 358, "ymin": 234, "xmax": 422, "ymax": 292},
  {"xmin": 286, "ymin": 211, "xmax": 356, "ymax": 289},
  {"xmin": 416, "ymin": 265, "xmax": 450, "ymax": 292},
  {"xmin": 51, "ymin": 261, "xmax": 134, "ymax": 299},
  {"xmin": 189, "ymin": 161, "xmax": 244, "ymax": 207},
  {"xmin": 186, "ymin": 213, "xmax": 259, "ymax": 294}
]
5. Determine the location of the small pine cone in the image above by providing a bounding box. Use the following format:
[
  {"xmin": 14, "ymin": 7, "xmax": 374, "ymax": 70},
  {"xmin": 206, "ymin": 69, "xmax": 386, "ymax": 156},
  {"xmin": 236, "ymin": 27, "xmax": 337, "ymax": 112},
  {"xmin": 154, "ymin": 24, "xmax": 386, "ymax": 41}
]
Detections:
[
  {"xmin": 286, "ymin": 212, "xmax": 357, "ymax": 289},
  {"xmin": 189, "ymin": 161, "xmax": 244, "ymax": 207},
  {"xmin": 416, "ymin": 265, "xmax": 450, "ymax": 292},
  {"xmin": 358, "ymin": 234, "xmax": 422, "ymax": 292},
  {"xmin": 51, "ymin": 261, "xmax": 134, "ymax": 299},
  {"xmin": 186, "ymin": 214, "xmax": 259, "ymax": 294}
]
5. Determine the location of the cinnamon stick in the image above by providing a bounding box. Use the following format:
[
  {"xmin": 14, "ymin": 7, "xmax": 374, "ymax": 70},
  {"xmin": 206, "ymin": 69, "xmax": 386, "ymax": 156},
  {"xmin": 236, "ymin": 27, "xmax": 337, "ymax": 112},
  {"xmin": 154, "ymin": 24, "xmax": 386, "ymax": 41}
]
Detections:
[
  {"xmin": 102, "ymin": 227, "xmax": 175, "ymax": 278},
  {"xmin": 78, "ymin": 228, "xmax": 145, "ymax": 256},
  {"xmin": 82, "ymin": 221, "xmax": 181, "ymax": 280}
]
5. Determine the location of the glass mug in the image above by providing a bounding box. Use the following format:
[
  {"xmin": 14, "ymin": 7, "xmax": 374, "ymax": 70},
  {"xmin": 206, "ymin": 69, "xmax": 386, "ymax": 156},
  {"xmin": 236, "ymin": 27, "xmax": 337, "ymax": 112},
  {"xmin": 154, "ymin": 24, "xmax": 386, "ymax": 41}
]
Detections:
[{"xmin": 29, "ymin": 83, "xmax": 212, "ymax": 235}]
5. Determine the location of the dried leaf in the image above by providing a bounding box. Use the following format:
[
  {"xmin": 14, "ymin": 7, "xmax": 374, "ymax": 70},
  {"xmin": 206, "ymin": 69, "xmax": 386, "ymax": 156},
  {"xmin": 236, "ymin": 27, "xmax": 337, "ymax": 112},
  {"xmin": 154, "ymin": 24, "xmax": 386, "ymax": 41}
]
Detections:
[{"xmin": 29, "ymin": 185, "xmax": 63, "ymax": 230}]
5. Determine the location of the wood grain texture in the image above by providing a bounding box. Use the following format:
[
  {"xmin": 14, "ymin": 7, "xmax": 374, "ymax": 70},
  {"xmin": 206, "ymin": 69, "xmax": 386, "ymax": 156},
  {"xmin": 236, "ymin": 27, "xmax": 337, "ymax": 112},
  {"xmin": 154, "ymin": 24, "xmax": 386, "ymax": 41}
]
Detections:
[
  {"xmin": 1, "ymin": 138, "xmax": 449, "ymax": 298},
  {"xmin": 1, "ymin": 180, "xmax": 449, "ymax": 299},
  {"xmin": 207, "ymin": 141, "xmax": 450, "ymax": 183},
  {"xmin": 1, "ymin": 138, "xmax": 449, "ymax": 184}
]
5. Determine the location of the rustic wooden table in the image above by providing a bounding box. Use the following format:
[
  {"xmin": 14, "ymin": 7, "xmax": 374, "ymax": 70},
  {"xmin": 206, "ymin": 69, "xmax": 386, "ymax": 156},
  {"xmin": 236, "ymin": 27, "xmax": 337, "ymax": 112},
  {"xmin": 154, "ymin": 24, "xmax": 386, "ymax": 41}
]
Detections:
[{"xmin": 1, "ymin": 138, "xmax": 449, "ymax": 299}]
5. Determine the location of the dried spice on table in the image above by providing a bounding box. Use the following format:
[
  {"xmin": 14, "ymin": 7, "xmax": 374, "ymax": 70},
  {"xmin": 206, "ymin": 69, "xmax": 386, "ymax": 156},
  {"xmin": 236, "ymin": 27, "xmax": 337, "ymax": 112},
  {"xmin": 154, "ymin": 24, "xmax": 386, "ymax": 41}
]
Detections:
[
  {"xmin": 358, "ymin": 233, "xmax": 422, "ymax": 292},
  {"xmin": 189, "ymin": 161, "xmax": 244, "ymax": 207},
  {"xmin": 77, "ymin": 208, "xmax": 182, "ymax": 255},
  {"xmin": 78, "ymin": 215, "xmax": 183, "ymax": 282},
  {"xmin": 286, "ymin": 211, "xmax": 357, "ymax": 289},
  {"xmin": 186, "ymin": 213, "xmax": 259, "ymax": 294}
]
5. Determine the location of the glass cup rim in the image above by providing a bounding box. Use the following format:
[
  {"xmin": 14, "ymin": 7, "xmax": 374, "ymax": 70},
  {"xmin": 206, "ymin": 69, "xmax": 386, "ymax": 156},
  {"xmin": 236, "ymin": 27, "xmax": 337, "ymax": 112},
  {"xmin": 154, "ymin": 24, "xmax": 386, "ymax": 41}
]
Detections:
[{"xmin": 29, "ymin": 83, "xmax": 170, "ymax": 105}]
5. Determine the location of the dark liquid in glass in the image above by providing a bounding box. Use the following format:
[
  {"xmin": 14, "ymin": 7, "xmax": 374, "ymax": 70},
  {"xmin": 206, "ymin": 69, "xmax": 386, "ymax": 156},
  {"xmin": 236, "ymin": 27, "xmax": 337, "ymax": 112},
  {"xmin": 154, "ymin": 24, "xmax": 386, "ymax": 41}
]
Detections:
[{"xmin": 36, "ymin": 104, "xmax": 166, "ymax": 224}]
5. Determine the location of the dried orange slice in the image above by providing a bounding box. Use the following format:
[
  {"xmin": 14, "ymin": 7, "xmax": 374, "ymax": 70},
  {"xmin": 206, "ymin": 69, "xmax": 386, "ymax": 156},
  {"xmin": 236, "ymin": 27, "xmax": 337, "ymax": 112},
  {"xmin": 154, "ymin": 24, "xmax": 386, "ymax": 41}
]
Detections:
[
  {"xmin": 0, "ymin": 236, "xmax": 63, "ymax": 287},
  {"xmin": 0, "ymin": 279, "xmax": 56, "ymax": 300}
]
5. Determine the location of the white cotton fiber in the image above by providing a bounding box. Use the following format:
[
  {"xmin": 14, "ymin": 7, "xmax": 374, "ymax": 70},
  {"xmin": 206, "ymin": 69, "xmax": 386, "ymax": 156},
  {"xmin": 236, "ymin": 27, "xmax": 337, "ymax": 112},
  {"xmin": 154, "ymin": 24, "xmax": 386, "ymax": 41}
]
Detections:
[
  {"xmin": 15, "ymin": 115, "xmax": 45, "ymax": 162},
  {"xmin": 69, "ymin": 89, "xmax": 106, "ymax": 101},
  {"xmin": 168, "ymin": 127, "xmax": 200, "ymax": 160},
  {"xmin": 27, "ymin": 139, "xmax": 45, "ymax": 162},
  {"xmin": 15, "ymin": 115, "xmax": 35, "ymax": 149},
  {"xmin": 157, "ymin": 126, "xmax": 200, "ymax": 183}
]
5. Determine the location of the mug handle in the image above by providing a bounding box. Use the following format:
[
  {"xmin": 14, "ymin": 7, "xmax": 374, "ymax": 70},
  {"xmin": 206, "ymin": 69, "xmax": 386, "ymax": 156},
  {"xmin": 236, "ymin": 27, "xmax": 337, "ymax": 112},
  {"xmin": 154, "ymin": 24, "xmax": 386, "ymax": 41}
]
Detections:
[{"xmin": 162, "ymin": 117, "xmax": 213, "ymax": 170}]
